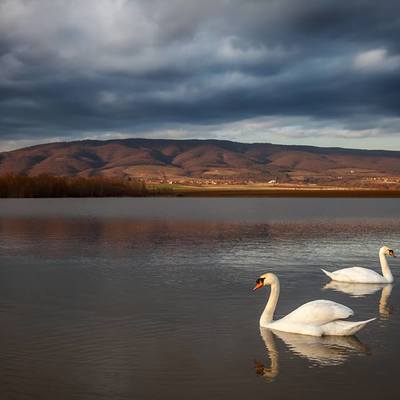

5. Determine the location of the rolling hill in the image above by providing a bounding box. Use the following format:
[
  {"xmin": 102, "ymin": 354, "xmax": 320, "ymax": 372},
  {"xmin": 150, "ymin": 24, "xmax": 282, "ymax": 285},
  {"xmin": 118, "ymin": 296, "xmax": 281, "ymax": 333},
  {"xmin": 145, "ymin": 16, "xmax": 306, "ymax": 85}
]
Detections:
[{"xmin": 0, "ymin": 138, "xmax": 399, "ymax": 185}]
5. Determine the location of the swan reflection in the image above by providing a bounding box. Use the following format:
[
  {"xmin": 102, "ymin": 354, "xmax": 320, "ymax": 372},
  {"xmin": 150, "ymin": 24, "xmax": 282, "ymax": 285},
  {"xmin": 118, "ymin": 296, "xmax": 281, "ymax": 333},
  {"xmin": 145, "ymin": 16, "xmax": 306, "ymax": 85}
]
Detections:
[
  {"xmin": 255, "ymin": 329, "xmax": 279, "ymax": 382},
  {"xmin": 324, "ymin": 281, "xmax": 393, "ymax": 318},
  {"xmin": 255, "ymin": 328, "xmax": 370, "ymax": 381}
]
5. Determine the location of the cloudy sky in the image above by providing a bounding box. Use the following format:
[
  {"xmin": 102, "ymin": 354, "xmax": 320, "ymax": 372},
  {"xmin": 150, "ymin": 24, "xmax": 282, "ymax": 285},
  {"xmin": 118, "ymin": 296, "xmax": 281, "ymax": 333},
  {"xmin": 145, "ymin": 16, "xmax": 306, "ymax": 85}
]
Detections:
[{"xmin": 1, "ymin": 0, "xmax": 400, "ymax": 151}]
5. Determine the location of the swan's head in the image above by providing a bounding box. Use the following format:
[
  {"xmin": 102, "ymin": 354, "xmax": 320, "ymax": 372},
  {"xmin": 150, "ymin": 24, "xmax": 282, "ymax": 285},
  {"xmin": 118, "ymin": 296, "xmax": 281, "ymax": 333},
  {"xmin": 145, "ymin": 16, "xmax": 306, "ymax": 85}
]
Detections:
[
  {"xmin": 253, "ymin": 273, "xmax": 278, "ymax": 291},
  {"xmin": 381, "ymin": 246, "xmax": 396, "ymax": 257}
]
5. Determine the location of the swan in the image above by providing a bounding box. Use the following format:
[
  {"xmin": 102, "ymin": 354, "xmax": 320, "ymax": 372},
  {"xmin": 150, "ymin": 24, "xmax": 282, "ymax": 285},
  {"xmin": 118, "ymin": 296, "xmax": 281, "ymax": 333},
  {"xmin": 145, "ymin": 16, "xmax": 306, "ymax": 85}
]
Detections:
[
  {"xmin": 253, "ymin": 273, "xmax": 375, "ymax": 336},
  {"xmin": 321, "ymin": 246, "xmax": 396, "ymax": 283}
]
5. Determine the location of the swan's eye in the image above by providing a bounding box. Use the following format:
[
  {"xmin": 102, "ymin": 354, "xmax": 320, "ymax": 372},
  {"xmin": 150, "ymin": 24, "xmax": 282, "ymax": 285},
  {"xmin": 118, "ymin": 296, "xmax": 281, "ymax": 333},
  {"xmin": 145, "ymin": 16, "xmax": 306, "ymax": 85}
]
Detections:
[{"xmin": 256, "ymin": 278, "xmax": 265, "ymax": 284}]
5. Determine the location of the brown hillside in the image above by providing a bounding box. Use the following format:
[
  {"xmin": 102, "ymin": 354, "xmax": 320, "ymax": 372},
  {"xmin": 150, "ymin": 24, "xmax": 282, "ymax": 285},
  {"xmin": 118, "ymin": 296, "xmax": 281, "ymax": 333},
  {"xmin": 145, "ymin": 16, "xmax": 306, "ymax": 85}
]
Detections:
[{"xmin": 0, "ymin": 139, "xmax": 399, "ymax": 185}]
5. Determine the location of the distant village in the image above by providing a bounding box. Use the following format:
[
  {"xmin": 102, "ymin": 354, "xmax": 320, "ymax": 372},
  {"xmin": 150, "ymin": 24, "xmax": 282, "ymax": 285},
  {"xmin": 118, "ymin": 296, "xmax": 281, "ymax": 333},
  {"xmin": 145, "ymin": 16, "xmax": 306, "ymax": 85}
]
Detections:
[{"xmin": 140, "ymin": 172, "xmax": 400, "ymax": 189}]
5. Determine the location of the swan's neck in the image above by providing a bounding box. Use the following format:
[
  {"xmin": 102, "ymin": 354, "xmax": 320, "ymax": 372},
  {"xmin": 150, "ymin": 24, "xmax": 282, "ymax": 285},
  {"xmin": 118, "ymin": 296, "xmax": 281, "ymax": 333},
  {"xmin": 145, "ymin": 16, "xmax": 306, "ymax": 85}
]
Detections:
[
  {"xmin": 260, "ymin": 280, "xmax": 280, "ymax": 326},
  {"xmin": 379, "ymin": 250, "xmax": 393, "ymax": 283}
]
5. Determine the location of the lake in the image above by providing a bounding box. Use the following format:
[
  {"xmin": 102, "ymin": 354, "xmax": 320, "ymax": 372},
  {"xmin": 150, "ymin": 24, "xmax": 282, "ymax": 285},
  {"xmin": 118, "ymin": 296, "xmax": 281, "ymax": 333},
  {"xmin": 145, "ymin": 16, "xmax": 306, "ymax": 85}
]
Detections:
[{"xmin": 0, "ymin": 198, "xmax": 399, "ymax": 400}]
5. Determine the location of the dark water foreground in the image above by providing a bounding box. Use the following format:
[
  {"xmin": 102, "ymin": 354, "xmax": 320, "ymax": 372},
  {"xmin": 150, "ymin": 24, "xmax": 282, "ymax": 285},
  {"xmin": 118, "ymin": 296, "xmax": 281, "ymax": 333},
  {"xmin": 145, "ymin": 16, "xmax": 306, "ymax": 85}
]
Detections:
[{"xmin": 0, "ymin": 198, "xmax": 399, "ymax": 400}]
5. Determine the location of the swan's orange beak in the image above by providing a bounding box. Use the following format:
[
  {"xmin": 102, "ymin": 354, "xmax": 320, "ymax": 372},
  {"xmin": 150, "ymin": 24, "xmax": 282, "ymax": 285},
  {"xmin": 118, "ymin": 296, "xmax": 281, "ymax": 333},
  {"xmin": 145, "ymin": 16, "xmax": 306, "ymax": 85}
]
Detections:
[{"xmin": 253, "ymin": 281, "xmax": 264, "ymax": 291}]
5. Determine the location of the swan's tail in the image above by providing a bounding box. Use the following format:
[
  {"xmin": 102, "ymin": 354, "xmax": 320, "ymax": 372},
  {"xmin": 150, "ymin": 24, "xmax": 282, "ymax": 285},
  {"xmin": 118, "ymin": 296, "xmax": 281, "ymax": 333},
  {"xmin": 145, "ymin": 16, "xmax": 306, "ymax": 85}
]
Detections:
[
  {"xmin": 321, "ymin": 318, "xmax": 376, "ymax": 336},
  {"xmin": 321, "ymin": 268, "xmax": 334, "ymax": 280}
]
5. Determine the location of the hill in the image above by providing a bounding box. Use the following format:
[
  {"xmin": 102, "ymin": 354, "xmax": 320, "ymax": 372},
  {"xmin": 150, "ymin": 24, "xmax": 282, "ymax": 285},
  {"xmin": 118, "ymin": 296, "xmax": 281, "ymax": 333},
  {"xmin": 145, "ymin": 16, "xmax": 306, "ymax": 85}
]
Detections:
[{"xmin": 0, "ymin": 138, "xmax": 399, "ymax": 186}]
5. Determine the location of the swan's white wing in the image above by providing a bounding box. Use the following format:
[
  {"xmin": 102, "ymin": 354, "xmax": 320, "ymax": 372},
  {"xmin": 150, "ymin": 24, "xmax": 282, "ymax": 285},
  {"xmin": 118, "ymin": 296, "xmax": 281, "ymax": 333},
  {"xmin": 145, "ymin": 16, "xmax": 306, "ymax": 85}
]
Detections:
[
  {"xmin": 279, "ymin": 300, "xmax": 353, "ymax": 326},
  {"xmin": 329, "ymin": 267, "xmax": 385, "ymax": 283},
  {"xmin": 321, "ymin": 318, "xmax": 375, "ymax": 336}
]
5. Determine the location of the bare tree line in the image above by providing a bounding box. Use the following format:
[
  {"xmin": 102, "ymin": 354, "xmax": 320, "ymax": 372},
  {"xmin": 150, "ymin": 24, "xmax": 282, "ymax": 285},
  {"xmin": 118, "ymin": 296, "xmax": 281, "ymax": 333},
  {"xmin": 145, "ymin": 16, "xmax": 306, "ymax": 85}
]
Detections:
[{"xmin": 0, "ymin": 175, "xmax": 149, "ymax": 197}]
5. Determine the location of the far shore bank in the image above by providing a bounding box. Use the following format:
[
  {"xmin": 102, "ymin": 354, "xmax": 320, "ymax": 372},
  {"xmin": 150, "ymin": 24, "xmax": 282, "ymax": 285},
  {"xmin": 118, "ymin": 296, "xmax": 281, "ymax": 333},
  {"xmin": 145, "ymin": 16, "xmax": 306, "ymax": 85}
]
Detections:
[
  {"xmin": 154, "ymin": 185, "xmax": 400, "ymax": 197},
  {"xmin": 1, "ymin": 175, "xmax": 400, "ymax": 198}
]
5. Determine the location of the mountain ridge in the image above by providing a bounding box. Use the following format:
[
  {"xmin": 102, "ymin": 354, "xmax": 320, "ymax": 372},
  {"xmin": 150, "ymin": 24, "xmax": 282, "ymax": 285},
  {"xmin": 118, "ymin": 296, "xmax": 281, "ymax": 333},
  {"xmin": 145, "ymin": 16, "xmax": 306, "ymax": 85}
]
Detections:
[{"xmin": 1, "ymin": 138, "xmax": 399, "ymax": 185}]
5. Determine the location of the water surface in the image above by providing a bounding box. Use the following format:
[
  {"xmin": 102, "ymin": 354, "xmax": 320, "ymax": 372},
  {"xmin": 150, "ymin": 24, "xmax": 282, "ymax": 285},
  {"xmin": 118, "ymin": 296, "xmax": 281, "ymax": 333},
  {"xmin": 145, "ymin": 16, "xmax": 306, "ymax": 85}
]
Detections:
[{"xmin": 0, "ymin": 198, "xmax": 399, "ymax": 399}]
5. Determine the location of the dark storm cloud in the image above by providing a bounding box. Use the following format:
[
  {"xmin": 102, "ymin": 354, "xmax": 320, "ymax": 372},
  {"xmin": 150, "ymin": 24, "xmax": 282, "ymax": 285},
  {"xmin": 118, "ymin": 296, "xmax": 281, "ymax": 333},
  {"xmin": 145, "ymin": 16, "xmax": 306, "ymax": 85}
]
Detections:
[{"xmin": 0, "ymin": 0, "xmax": 400, "ymax": 148}]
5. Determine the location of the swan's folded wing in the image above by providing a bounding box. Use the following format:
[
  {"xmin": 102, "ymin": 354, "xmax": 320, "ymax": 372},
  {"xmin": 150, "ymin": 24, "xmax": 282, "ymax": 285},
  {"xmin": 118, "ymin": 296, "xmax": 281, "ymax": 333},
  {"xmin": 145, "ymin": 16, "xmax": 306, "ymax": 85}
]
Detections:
[
  {"xmin": 280, "ymin": 300, "xmax": 354, "ymax": 325},
  {"xmin": 331, "ymin": 267, "xmax": 383, "ymax": 283}
]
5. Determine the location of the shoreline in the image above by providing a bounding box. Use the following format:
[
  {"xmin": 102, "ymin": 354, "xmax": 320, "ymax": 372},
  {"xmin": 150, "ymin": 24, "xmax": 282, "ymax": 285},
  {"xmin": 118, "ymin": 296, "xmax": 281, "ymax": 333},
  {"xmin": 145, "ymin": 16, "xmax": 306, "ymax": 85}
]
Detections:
[
  {"xmin": 1, "ymin": 177, "xmax": 400, "ymax": 198},
  {"xmin": 1, "ymin": 189, "xmax": 400, "ymax": 198},
  {"xmin": 156, "ymin": 187, "xmax": 400, "ymax": 197},
  {"xmin": 146, "ymin": 182, "xmax": 400, "ymax": 197}
]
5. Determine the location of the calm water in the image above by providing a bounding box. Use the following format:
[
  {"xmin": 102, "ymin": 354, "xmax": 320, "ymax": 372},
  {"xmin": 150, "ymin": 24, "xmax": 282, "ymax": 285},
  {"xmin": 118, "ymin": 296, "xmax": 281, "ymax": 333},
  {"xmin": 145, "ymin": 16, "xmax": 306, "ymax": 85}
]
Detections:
[{"xmin": 0, "ymin": 198, "xmax": 399, "ymax": 400}]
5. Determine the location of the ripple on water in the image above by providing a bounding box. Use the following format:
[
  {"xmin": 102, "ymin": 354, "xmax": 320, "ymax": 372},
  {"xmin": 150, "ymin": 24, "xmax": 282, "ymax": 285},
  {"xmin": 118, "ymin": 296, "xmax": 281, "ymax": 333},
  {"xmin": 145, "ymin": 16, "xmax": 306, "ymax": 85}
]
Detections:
[{"xmin": 0, "ymin": 198, "xmax": 399, "ymax": 399}]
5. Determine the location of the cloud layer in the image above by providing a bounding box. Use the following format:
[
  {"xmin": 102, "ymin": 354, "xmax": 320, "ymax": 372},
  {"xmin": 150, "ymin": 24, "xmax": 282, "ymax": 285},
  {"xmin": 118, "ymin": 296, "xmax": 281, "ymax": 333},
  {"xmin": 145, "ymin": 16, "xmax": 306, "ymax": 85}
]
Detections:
[{"xmin": 1, "ymin": 0, "xmax": 400, "ymax": 150}]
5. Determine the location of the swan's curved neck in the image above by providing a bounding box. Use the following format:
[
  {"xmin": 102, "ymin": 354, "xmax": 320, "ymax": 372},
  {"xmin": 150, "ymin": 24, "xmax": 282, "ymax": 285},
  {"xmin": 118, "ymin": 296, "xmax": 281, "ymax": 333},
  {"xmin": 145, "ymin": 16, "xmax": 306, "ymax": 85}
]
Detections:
[
  {"xmin": 379, "ymin": 249, "xmax": 393, "ymax": 283},
  {"xmin": 260, "ymin": 280, "xmax": 280, "ymax": 326}
]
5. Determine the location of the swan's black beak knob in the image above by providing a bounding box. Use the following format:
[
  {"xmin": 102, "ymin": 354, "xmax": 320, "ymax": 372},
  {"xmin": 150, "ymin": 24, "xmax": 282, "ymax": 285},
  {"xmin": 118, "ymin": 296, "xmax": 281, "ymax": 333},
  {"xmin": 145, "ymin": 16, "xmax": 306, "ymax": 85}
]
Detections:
[
  {"xmin": 389, "ymin": 249, "xmax": 396, "ymax": 257},
  {"xmin": 253, "ymin": 278, "xmax": 265, "ymax": 291}
]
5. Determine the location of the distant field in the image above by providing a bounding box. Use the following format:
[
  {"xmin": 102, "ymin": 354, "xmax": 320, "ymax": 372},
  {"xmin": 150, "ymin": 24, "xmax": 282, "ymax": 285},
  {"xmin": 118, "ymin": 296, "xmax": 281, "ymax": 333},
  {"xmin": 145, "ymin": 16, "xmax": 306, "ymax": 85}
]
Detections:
[{"xmin": 149, "ymin": 183, "xmax": 400, "ymax": 197}]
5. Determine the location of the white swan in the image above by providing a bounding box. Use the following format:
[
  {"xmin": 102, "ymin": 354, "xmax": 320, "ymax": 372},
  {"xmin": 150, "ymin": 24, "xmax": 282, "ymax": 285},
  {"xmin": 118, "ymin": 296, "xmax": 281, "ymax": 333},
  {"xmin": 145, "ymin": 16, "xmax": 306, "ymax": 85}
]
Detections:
[
  {"xmin": 321, "ymin": 246, "xmax": 396, "ymax": 283},
  {"xmin": 253, "ymin": 273, "xmax": 375, "ymax": 336}
]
